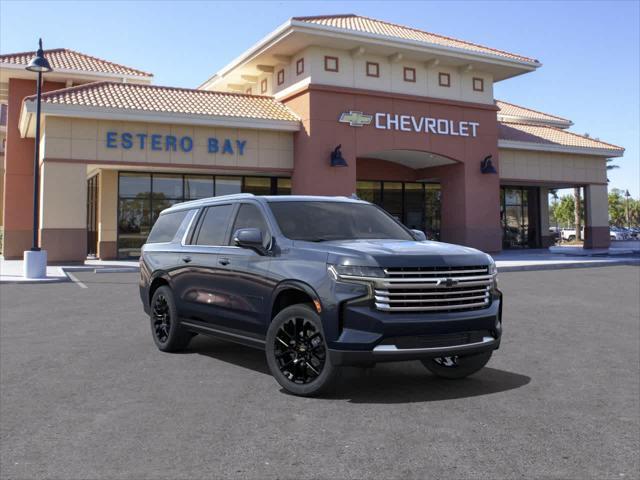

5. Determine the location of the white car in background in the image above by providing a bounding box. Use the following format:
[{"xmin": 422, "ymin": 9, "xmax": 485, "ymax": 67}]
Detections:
[{"xmin": 610, "ymin": 228, "xmax": 630, "ymax": 241}]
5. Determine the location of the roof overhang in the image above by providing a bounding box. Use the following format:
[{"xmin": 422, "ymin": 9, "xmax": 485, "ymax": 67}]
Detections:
[
  {"xmin": 0, "ymin": 62, "xmax": 152, "ymax": 85},
  {"xmin": 18, "ymin": 100, "xmax": 301, "ymax": 138},
  {"xmin": 497, "ymin": 115, "xmax": 573, "ymax": 129},
  {"xmin": 498, "ymin": 139, "xmax": 624, "ymax": 158},
  {"xmin": 200, "ymin": 19, "xmax": 540, "ymax": 89}
]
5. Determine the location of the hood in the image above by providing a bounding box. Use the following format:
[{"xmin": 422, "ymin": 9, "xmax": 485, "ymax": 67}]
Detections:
[{"xmin": 309, "ymin": 239, "xmax": 491, "ymax": 268}]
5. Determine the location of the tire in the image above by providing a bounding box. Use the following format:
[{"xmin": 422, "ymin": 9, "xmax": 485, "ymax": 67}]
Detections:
[
  {"xmin": 149, "ymin": 286, "xmax": 192, "ymax": 352},
  {"xmin": 265, "ymin": 304, "xmax": 340, "ymax": 397},
  {"xmin": 421, "ymin": 351, "xmax": 493, "ymax": 379},
  {"xmin": 567, "ymin": 235, "xmax": 576, "ymax": 242}
]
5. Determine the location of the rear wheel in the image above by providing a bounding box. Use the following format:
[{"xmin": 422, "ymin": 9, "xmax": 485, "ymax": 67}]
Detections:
[
  {"xmin": 421, "ymin": 351, "xmax": 492, "ymax": 379},
  {"xmin": 266, "ymin": 304, "xmax": 339, "ymax": 396},
  {"xmin": 150, "ymin": 286, "xmax": 191, "ymax": 352}
]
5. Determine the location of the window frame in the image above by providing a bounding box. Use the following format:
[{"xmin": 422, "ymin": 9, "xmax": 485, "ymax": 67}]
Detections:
[
  {"xmin": 260, "ymin": 78, "xmax": 268, "ymax": 94},
  {"xmin": 277, "ymin": 69, "xmax": 285, "ymax": 86},
  {"xmin": 403, "ymin": 67, "xmax": 416, "ymax": 83},
  {"xmin": 296, "ymin": 58, "xmax": 304, "ymax": 75},
  {"xmin": 438, "ymin": 72, "xmax": 451, "ymax": 87},
  {"xmin": 324, "ymin": 55, "xmax": 339, "ymax": 72},
  {"xmin": 227, "ymin": 201, "xmax": 273, "ymax": 247},
  {"xmin": 189, "ymin": 203, "xmax": 236, "ymax": 247},
  {"xmin": 472, "ymin": 77, "xmax": 484, "ymax": 92},
  {"xmin": 366, "ymin": 61, "xmax": 380, "ymax": 78}
]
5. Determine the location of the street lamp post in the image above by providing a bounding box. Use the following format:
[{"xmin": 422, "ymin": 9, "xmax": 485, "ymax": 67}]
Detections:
[
  {"xmin": 23, "ymin": 39, "xmax": 52, "ymax": 279},
  {"xmin": 625, "ymin": 190, "xmax": 631, "ymax": 230}
]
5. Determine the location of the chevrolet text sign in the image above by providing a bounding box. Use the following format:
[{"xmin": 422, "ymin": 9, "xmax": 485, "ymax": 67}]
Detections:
[{"xmin": 339, "ymin": 111, "xmax": 479, "ymax": 137}]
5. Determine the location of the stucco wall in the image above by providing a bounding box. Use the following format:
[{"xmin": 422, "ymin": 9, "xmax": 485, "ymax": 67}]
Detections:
[
  {"xmin": 42, "ymin": 118, "xmax": 294, "ymax": 171},
  {"xmin": 499, "ymin": 148, "xmax": 607, "ymax": 184},
  {"xmin": 273, "ymin": 46, "xmax": 494, "ymax": 105}
]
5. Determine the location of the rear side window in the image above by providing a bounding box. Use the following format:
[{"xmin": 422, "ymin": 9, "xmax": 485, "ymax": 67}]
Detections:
[
  {"xmin": 147, "ymin": 210, "xmax": 188, "ymax": 243},
  {"xmin": 230, "ymin": 203, "xmax": 270, "ymax": 244},
  {"xmin": 194, "ymin": 204, "xmax": 234, "ymax": 246}
]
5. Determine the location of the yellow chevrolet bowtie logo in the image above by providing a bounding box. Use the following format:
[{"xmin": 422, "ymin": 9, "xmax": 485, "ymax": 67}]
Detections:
[{"xmin": 339, "ymin": 111, "xmax": 373, "ymax": 127}]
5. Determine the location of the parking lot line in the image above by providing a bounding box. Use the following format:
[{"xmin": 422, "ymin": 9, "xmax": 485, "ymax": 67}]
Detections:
[{"xmin": 66, "ymin": 271, "xmax": 88, "ymax": 289}]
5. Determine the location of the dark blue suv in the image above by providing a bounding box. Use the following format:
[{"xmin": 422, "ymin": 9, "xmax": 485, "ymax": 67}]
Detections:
[{"xmin": 140, "ymin": 194, "xmax": 502, "ymax": 396}]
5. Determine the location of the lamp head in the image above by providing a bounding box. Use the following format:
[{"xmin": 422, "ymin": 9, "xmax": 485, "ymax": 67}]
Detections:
[{"xmin": 26, "ymin": 39, "xmax": 53, "ymax": 73}]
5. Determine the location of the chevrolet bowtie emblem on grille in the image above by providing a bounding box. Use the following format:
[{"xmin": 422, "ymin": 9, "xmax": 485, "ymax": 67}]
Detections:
[
  {"xmin": 437, "ymin": 278, "xmax": 459, "ymax": 288},
  {"xmin": 338, "ymin": 111, "xmax": 373, "ymax": 127}
]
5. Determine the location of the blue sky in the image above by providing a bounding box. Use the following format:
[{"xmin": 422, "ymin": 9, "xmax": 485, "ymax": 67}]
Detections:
[{"xmin": 1, "ymin": 0, "xmax": 638, "ymax": 197}]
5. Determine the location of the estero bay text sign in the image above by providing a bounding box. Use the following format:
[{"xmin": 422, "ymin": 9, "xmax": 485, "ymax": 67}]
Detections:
[{"xmin": 106, "ymin": 131, "xmax": 248, "ymax": 155}]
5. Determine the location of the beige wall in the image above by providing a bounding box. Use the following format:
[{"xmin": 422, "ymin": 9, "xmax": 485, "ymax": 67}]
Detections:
[
  {"xmin": 40, "ymin": 162, "xmax": 86, "ymax": 229},
  {"xmin": 499, "ymin": 149, "xmax": 608, "ymax": 185},
  {"xmin": 98, "ymin": 169, "xmax": 118, "ymax": 244},
  {"xmin": 42, "ymin": 117, "xmax": 294, "ymax": 170},
  {"xmin": 585, "ymin": 184, "xmax": 609, "ymax": 227},
  {"xmin": 268, "ymin": 46, "xmax": 494, "ymax": 104}
]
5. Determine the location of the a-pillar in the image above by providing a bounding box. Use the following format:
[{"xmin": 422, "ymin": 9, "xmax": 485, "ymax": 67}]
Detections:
[
  {"xmin": 584, "ymin": 184, "xmax": 610, "ymax": 249},
  {"xmin": 98, "ymin": 170, "xmax": 118, "ymax": 259},
  {"xmin": 539, "ymin": 187, "xmax": 553, "ymax": 247},
  {"xmin": 40, "ymin": 162, "xmax": 87, "ymax": 262}
]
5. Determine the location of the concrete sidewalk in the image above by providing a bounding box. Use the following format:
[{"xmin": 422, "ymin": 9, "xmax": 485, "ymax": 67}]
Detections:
[
  {"xmin": 0, "ymin": 257, "xmax": 139, "ymax": 284},
  {"xmin": 1, "ymin": 250, "xmax": 638, "ymax": 284}
]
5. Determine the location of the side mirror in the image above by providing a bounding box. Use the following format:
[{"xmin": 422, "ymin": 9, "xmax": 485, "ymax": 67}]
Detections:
[
  {"xmin": 233, "ymin": 228, "xmax": 264, "ymax": 252},
  {"xmin": 411, "ymin": 229, "xmax": 427, "ymax": 241}
]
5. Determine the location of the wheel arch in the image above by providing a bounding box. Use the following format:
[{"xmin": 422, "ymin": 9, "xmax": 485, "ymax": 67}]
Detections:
[
  {"xmin": 270, "ymin": 281, "xmax": 322, "ymax": 322},
  {"xmin": 148, "ymin": 272, "xmax": 172, "ymax": 306}
]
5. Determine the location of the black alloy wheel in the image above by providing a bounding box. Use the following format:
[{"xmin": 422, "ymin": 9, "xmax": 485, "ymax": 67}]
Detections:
[
  {"xmin": 152, "ymin": 293, "xmax": 171, "ymax": 344},
  {"xmin": 274, "ymin": 316, "xmax": 326, "ymax": 384},
  {"xmin": 149, "ymin": 286, "xmax": 192, "ymax": 352},
  {"xmin": 266, "ymin": 304, "xmax": 339, "ymax": 396}
]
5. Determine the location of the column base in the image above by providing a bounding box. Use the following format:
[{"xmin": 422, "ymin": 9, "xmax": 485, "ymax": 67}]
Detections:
[
  {"xmin": 2, "ymin": 230, "xmax": 33, "ymax": 259},
  {"xmin": 584, "ymin": 226, "xmax": 610, "ymax": 249},
  {"xmin": 41, "ymin": 228, "xmax": 87, "ymax": 262},
  {"xmin": 24, "ymin": 249, "xmax": 47, "ymax": 279},
  {"xmin": 98, "ymin": 241, "xmax": 118, "ymax": 260}
]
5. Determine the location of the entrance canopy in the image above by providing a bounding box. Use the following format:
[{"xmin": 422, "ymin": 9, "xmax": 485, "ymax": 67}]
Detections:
[{"xmin": 360, "ymin": 149, "xmax": 456, "ymax": 170}]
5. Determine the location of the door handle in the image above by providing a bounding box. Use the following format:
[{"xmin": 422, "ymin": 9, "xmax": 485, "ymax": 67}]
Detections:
[
  {"xmin": 219, "ymin": 257, "xmax": 230, "ymax": 266},
  {"xmin": 182, "ymin": 256, "xmax": 192, "ymax": 263}
]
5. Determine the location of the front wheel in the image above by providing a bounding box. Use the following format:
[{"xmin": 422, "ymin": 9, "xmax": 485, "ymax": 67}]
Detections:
[
  {"xmin": 265, "ymin": 304, "xmax": 339, "ymax": 396},
  {"xmin": 421, "ymin": 351, "xmax": 492, "ymax": 379}
]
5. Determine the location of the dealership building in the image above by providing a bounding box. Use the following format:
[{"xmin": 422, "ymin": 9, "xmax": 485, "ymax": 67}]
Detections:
[{"xmin": 0, "ymin": 14, "xmax": 624, "ymax": 261}]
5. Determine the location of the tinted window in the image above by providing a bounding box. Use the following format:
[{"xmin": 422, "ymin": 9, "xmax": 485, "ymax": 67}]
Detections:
[
  {"xmin": 194, "ymin": 204, "xmax": 234, "ymax": 246},
  {"xmin": 268, "ymin": 201, "xmax": 413, "ymax": 242},
  {"xmin": 147, "ymin": 210, "xmax": 188, "ymax": 243},
  {"xmin": 231, "ymin": 204, "xmax": 270, "ymax": 244}
]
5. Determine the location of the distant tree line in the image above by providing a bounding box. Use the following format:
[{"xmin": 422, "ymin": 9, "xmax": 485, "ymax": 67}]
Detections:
[{"xmin": 549, "ymin": 188, "xmax": 640, "ymax": 229}]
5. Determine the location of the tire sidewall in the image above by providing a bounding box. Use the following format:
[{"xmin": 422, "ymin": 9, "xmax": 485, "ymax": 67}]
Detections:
[
  {"xmin": 150, "ymin": 286, "xmax": 185, "ymax": 352},
  {"xmin": 265, "ymin": 304, "xmax": 338, "ymax": 396}
]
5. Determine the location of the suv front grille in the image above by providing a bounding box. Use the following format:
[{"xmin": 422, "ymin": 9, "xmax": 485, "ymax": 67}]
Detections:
[{"xmin": 374, "ymin": 265, "xmax": 493, "ymax": 313}]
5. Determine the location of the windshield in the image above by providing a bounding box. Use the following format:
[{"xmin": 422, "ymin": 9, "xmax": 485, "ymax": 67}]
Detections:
[{"xmin": 268, "ymin": 201, "xmax": 414, "ymax": 242}]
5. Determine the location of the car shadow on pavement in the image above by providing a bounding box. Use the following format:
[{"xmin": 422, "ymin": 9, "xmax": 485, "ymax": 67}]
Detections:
[{"xmin": 187, "ymin": 336, "xmax": 531, "ymax": 404}]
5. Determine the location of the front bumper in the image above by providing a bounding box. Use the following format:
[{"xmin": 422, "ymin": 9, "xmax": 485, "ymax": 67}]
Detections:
[{"xmin": 327, "ymin": 295, "xmax": 502, "ymax": 366}]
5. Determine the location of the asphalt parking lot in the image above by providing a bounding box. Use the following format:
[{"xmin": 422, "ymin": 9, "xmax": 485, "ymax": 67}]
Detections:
[{"xmin": 1, "ymin": 266, "xmax": 639, "ymax": 479}]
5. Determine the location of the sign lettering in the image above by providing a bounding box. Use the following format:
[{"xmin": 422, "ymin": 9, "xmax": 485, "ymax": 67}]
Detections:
[{"xmin": 106, "ymin": 132, "xmax": 247, "ymax": 155}]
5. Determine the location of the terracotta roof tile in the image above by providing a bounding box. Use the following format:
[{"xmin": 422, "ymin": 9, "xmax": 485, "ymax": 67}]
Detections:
[
  {"xmin": 293, "ymin": 14, "xmax": 539, "ymax": 64},
  {"xmin": 27, "ymin": 82, "xmax": 299, "ymax": 122},
  {"xmin": 0, "ymin": 48, "xmax": 152, "ymax": 77},
  {"xmin": 496, "ymin": 100, "xmax": 572, "ymax": 126},
  {"xmin": 498, "ymin": 122, "xmax": 623, "ymax": 154}
]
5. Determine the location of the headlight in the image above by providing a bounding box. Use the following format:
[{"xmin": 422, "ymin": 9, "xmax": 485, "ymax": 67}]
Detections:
[
  {"xmin": 486, "ymin": 256, "xmax": 498, "ymax": 288},
  {"xmin": 328, "ymin": 264, "xmax": 385, "ymax": 279}
]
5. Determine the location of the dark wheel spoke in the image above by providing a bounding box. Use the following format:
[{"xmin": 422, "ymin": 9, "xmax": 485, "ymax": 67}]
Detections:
[{"xmin": 274, "ymin": 316, "xmax": 326, "ymax": 385}]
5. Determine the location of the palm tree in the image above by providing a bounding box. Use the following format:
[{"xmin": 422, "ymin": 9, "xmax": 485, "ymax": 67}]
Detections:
[{"xmin": 607, "ymin": 158, "xmax": 619, "ymax": 182}]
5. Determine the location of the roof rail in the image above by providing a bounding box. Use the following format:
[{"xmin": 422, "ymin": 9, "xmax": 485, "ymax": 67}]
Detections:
[{"xmin": 162, "ymin": 193, "xmax": 255, "ymax": 213}]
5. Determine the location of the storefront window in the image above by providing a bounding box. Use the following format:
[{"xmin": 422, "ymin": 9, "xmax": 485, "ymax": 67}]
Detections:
[
  {"xmin": 215, "ymin": 176, "xmax": 242, "ymax": 196},
  {"xmin": 356, "ymin": 180, "xmax": 441, "ymax": 239},
  {"xmin": 243, "ymin": 177, "xmax": 272, "ymax": 195},
  {"xmin": 277, "ymin": 178, "xmax": 291, "ymax": 195},
  {"xmin": 185, "ymin": 175, "xmax": 214, "ymax": 200},
  {"xmin": 501, "ymin": 186, "xmax": 539, "ymax": 248},
  {"xmin": 117, "ymin": 173, "xmax": 290, "ymax": 258}
]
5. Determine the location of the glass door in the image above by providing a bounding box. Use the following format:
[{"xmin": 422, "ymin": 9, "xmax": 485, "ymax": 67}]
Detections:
[{"xmin": 86, "ymin": 175, "xmax": 99, "ymax": 257}]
